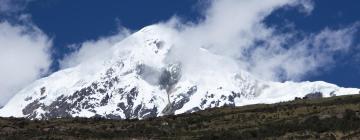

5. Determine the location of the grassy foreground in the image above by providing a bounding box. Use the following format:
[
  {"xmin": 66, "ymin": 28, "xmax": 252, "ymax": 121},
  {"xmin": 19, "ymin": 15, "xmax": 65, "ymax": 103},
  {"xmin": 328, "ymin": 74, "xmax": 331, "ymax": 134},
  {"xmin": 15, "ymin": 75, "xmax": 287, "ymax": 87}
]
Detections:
[{"xmin": 1, "ymin": 94, "xmax": 360, "ymax": 140}]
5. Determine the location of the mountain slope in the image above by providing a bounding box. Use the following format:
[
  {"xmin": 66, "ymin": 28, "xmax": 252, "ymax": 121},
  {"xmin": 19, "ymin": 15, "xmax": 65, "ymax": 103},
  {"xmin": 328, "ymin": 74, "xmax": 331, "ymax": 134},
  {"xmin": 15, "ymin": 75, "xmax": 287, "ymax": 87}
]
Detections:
[{"xmin": 0, "ymin": 25, "xmax": 359, "ymax": 119}]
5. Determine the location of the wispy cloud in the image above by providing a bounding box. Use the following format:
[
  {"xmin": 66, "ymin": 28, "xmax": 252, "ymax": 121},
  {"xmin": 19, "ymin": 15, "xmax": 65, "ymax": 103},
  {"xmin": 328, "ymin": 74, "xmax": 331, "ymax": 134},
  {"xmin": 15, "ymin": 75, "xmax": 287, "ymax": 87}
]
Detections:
[
  {"xmin": 0, "ymin": 0, "xmax": 33, "ymax": 14},
  {"xmin": 246, "ymin": 25, "xmax": 358, "ymax": 81},
  {"xmin": 59, "ymin": 26, "xmax": 130, "ymax": 69}
]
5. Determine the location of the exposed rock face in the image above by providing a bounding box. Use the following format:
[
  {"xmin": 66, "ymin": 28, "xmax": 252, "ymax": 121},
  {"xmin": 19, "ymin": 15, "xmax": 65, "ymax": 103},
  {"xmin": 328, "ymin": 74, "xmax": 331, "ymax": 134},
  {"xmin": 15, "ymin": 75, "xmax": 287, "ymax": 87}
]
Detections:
[
  {"xmin": 303, "ymin": 92, "xmax": 323, "ymax": 100},
  {"xmin": 159, "ymin": 63, "xmax": 183, "ymax": 115},
  {"xmin": 21, "ymin": 76, "xmax": 161, "ymax": 120},
  {"xmin": 159, "ymin": 63, "xmax": 182, "ymax": 92},
  {"xmin": 162, "ymin": 86, "xmax": 197, "ymax": 115}
]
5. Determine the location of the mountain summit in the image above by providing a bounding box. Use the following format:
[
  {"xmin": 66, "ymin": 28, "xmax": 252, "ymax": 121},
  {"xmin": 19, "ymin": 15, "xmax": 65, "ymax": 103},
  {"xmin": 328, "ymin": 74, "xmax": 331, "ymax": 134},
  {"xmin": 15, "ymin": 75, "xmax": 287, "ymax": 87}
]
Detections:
[{"xmin": 0, "ymin": 25, "xmax": 358, "ymax": 119}]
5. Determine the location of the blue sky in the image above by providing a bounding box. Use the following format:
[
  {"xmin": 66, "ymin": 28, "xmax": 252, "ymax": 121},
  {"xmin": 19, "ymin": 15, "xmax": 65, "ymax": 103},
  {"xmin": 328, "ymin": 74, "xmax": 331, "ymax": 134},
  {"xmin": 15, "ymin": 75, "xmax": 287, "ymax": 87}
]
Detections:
[
  {"xmin": 0, "ymin": 0, "xmax": 359, "ymax": 105},
  {"xmin": 25, "ymin": 0, "xmax": 203, "ymax": 68}
]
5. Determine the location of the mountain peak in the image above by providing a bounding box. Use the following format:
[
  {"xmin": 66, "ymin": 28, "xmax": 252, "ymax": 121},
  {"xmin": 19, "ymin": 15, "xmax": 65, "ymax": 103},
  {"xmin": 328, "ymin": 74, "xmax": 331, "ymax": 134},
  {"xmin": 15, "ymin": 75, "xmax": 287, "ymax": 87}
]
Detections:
[{"xmin": 0, "ymin": 25, "xmax": 359, "ymax": 119}]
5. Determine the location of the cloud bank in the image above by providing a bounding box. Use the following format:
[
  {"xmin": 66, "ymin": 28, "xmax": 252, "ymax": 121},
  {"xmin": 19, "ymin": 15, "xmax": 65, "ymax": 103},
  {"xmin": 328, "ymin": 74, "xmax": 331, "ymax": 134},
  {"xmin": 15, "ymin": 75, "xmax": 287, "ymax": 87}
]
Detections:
[{"xmin": 0, "ymin": 21, "xmax": 52, "ymax": 106}]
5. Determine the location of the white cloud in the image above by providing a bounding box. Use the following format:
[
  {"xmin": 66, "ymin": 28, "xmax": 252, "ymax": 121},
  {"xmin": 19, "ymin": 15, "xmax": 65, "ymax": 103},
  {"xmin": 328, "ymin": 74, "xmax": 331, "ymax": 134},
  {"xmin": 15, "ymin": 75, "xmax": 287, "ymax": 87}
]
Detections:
[
  {"xmin": 159, "ymin": 0, "xmax": 358, "ymax": 81},
  {"xmin": 60, "ymin": 27, "xmax": 130, "ymax": 69},
  {"xmin": 0, "ymin": 21, "xmax": 52, "ymax": 106}
]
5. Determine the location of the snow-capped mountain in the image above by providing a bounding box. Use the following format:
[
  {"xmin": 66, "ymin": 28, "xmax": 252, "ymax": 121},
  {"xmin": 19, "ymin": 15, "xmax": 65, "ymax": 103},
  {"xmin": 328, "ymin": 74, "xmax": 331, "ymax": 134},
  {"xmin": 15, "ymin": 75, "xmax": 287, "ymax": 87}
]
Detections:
[{"xmin": 0, "ymin": 25, "xmax": 359, "ymax": 120}]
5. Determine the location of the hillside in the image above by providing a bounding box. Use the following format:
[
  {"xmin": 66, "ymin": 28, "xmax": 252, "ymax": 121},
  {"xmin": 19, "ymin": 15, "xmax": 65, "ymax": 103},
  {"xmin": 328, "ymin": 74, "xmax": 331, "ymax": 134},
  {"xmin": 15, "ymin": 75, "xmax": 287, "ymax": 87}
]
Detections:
[{"xmin": 1, "ymin": 94, "xmax": 360, "ymax": 140}]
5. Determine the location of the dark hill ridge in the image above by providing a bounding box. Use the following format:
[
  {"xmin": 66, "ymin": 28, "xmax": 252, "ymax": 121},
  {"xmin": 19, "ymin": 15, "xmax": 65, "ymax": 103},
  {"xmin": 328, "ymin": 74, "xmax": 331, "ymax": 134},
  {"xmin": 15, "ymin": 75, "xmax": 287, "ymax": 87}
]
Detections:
[{"xmin": 1, "ymin": 94, "xmax": 360, "ymax": 140}]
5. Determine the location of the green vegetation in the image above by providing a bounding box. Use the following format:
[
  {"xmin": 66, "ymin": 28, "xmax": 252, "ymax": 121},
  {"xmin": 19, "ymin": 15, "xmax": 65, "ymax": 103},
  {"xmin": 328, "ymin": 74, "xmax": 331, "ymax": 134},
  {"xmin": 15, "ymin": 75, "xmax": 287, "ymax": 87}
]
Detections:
[{"xmin": 1, "ymin": 94, "xmax": 360, "ymax": 140}]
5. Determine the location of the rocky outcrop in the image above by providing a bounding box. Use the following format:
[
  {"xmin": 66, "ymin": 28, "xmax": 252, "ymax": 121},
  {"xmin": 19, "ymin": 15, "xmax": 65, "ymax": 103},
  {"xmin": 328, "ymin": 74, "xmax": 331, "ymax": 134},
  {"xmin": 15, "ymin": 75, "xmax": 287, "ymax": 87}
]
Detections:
[{"xmin": 303, "ymin": 92, "xmax": 323, "ymax": 100}]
